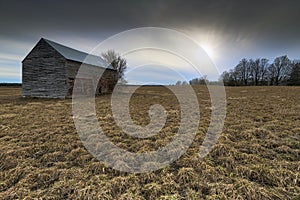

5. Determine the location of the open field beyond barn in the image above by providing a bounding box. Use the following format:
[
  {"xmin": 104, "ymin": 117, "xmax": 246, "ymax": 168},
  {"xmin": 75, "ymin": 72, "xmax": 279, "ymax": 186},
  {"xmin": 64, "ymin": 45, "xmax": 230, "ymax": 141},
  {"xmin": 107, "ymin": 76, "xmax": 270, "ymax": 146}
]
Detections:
[{"xmin": 0, "ymin": 86, "xmax": 299, "ymax": 199}]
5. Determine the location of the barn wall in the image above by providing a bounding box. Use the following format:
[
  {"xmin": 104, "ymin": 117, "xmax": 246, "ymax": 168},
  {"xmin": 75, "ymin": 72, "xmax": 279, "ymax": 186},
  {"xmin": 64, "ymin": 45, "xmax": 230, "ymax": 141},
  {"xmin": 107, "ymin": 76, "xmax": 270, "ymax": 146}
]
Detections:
[
  {"xmin": 65, "ymin": 60, "xmax": 80, "ymax": 96},
  {"xmin": 22, "ymin": 39, "xmax": 67, "ymax": 98},
  {"xmin": 65, "ymin": 60, "xmax": 117, "ymax": 96},
  {"xmin": 98, "ymin": 69, "xmax": 118, "ymax": 93}
]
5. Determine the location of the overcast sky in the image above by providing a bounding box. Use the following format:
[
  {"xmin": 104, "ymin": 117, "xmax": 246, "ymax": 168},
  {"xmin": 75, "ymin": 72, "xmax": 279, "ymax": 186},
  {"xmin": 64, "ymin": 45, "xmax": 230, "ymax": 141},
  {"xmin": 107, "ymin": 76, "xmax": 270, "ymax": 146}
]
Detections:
[{"xmin": 1, "ymin": 0, "xmax": 300, "ymax": 83}]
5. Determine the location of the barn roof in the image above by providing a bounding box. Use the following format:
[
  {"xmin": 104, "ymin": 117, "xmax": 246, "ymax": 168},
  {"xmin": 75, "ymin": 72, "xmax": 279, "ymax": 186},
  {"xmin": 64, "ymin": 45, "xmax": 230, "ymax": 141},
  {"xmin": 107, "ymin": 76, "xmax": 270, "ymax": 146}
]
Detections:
[{"xmin": 42, "ymin": 38, "xmax": 114, "ymax": 70}]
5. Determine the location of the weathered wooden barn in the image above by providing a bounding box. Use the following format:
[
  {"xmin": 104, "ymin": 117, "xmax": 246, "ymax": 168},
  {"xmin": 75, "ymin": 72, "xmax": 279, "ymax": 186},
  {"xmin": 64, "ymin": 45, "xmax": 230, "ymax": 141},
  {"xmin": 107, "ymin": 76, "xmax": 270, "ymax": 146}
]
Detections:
[{"xmin": 22, "ymin": 38, "xmax": 118, "ymax": 98}]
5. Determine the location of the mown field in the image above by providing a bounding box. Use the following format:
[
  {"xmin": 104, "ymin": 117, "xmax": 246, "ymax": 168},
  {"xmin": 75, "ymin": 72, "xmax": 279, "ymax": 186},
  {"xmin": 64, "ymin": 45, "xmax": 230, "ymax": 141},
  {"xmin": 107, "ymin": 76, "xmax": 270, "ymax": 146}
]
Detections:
[{"xmin": 0, "ymin": 86, "xmax": 299, "ymax": 199}]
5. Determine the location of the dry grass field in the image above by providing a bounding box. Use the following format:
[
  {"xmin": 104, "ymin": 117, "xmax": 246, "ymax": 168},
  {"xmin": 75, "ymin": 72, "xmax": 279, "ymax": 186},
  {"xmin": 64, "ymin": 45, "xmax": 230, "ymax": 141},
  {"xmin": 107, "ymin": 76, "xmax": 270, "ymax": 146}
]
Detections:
[{"xmin": 0, "ymin": 86, "xmax": 299, "ymax": 199}]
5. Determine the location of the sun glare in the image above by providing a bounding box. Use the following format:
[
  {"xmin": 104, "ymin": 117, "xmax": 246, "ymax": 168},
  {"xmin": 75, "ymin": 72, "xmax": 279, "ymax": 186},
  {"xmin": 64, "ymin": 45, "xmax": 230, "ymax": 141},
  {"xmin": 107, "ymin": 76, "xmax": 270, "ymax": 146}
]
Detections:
[{"xmin": 201, "ymin": 43, "xmax": 215, "ymax": 58}]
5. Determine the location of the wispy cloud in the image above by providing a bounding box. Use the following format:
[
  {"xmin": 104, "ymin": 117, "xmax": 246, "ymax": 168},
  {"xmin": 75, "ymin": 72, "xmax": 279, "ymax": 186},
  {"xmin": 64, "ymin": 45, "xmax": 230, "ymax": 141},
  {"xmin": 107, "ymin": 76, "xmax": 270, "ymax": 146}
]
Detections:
[
  {"xmin": 0, "ymin": 53, "xmax": 24, "ymax": 62},
  {"xmin": 0, "ymin": 66, "xmax": 21, "ymax": 79}
]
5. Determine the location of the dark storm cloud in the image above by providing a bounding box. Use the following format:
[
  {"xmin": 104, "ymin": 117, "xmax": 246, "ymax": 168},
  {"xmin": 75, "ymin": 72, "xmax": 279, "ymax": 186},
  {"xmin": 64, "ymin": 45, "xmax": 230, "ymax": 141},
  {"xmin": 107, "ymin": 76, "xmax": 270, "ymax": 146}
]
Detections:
[
  {"xmin": 1, "ymin": 0, "xmax": 300, "ymax": 37},
  {"xmin": 1, "ymin": 0, "xmax": 300, "ymax": 82},
  {"xmin": 0, "ymin": 0, "xmax": 161, "ymax": 37}
]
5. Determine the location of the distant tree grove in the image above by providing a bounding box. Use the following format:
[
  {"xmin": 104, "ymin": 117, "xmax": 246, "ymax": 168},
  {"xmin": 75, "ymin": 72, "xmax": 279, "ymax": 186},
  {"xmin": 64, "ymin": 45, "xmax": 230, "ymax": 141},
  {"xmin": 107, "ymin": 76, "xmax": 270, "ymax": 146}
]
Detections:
[
  {"xmin": 220, "ymin": 55, "xmax": 300, "ymax": 86},
  {"xmin": 172, "ymin": 55, "xmax": 299, "ymax": 86}
]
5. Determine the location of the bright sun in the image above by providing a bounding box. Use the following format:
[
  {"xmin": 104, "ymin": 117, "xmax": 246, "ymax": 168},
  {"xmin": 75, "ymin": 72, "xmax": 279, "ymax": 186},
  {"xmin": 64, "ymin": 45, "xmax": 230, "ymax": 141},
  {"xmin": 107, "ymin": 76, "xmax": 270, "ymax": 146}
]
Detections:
[{"xmin": 201, "ymin": 43, "xmax": 215, "ymax": 58}]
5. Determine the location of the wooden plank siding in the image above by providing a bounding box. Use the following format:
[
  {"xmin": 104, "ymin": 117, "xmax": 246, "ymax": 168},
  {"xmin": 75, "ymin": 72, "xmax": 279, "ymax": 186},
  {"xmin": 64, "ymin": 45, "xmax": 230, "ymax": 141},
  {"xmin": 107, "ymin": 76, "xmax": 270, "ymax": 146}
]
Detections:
[
  {"xmin": 65, "ymin": 60, "xmax": 117, "ymax": 97},
  {"xmin": 22, "ymin": 39, "xmax": 67, "ymax": 98},
  {"xmin": 22, "ymin": 38, "xmax": 118, "ymax": 98}
]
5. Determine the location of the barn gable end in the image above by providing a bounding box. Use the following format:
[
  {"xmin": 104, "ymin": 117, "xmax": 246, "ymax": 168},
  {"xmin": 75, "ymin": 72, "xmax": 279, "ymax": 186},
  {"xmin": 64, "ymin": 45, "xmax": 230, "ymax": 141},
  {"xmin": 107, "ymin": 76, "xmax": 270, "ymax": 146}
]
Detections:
[
  {"xmin": 22, "ymin": 38, "xmax": 118, "ymax": 98},
  {"xmin": 22, "ymin": 38, "xmax": 67, "ymax": 98}
]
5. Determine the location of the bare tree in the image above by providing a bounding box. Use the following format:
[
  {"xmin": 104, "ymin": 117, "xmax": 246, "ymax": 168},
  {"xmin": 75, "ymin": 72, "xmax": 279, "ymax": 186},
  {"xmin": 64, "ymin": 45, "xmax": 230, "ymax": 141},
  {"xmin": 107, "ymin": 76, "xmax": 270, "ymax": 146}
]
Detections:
[
  {"xmin": 101, "ymin": 50, "xmax": 127, "ymax": 82},
  {"xmin": 175, "ymin": 81, "xmax": 182, "ymax": 85},
  {"xmin": 220, "ymin": 70, "xmax": 239, "ymax": 86},
  {"xmin": 182, "ymin": 81, "xmax": 188, "ymax": 85},
  {"xmin": 268, "ymin": 55, "xmax": 291, "ymax": 85},
  {"xmin": 268, "ymin": 64, "xmax": 276, "ymax": 85},
  {"xmin": 288, "ymin": 61, "xmax": 300, "ymax": 85},
  {"xmin": 189, "ymin": 75, "xmax": 208, "ymax": 85},
  {"xmin": 250, "ymin": 58, "xmax": 269, "ymax": 85},
  {"xmin": 235, "ymin": 58, "xmax": 251, "ymax": 86},
  {"xmin": 260, "ymin": 58, "xmax": 269, "ymax": 85},
  {"xmin": 250, "ymin": 59, "xmax": 259, "ymax": 86}
]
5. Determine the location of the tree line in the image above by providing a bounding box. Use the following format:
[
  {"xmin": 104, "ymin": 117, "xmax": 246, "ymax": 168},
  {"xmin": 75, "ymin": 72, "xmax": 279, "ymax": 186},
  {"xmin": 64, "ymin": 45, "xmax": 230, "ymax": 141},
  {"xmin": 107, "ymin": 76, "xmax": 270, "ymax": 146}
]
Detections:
[
  {"xmin": 221, "ymin": 55, "xmax": 300, "ymax": 86},
  {"xmin": 174, "ymin": 55, "xmax": 299, "ymax": 86},
  {"xmin": 175, "ymin": 75, "xmax": 212, "ymax": 86}
]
